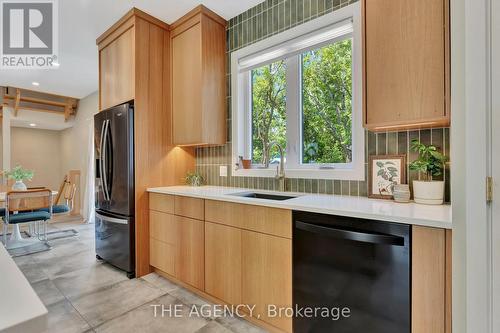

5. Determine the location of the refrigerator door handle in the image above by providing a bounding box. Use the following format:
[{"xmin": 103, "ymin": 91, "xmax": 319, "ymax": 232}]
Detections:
[
  {"xmin": 102, "ymin": 120, "xmax": 111, "ymax": 201},
  {"xmin": 99, "ymin": 120, "xmax": 108, "ymax": 201},
  {"xmin": 96, "ymin": 213, "xmax": 128, "ymax": 225}
]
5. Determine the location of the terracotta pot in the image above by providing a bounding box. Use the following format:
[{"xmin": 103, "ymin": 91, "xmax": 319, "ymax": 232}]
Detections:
[{"xmin": 242, "ymin": 159, "xmax": 252, "ymax": 169}]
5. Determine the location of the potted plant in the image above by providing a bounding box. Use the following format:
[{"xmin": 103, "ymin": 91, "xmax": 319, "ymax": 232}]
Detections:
[
  {"xmin": 184, "ymin": 172, "xmax": 204, "ymax": 187},
  {"xmin": 4, "ymin": 165, "xmax": 34, "ymax": 191},
  {"xmin": 409, "ymin": 139, "xmax": 448, "ymax": 205}
]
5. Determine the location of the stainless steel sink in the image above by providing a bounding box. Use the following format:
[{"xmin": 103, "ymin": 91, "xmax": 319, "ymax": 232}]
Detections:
[{"xmin": 228, "ymin": 191, "xmax": 298, "ymax": 201}]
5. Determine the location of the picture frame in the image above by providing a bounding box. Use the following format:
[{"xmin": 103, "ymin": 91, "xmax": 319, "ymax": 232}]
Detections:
[{"xmin": 368, "ymin": 154, "xmax": 407, "ymax": 200}]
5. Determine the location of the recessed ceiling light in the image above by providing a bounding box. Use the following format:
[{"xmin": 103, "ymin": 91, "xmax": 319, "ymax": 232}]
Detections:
[
  {"xmin": 32, "ymin": 82, "xmax": 39, "ymax": 86},
  {"xmin": 29, "ymin": 123, "xmax": 37, "ymax": 127}
]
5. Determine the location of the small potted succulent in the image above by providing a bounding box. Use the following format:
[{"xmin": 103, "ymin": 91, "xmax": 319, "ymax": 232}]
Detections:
[
  {"xmin": 184, "ymin": 172, "xmax": 204, "ymax": 187},
  {"xmin": 409, "ymin": 139, "xmax": 448, "ymax": 205},
  {"xmin": 4, "ymin": 165, "xmax": 34, "ymax": 191}
]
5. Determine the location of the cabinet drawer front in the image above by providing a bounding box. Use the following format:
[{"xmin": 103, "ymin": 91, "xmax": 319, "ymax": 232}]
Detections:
[
  {"xmin": 205, "ymin": 200, "xmax": 292, "ymax": 238},
  {"xmin": 149, "ymin": 211, "xmax": 177, "ymax": 244},
  {"xmin": 150, "ymin": 238, "xmax": 176, "ymax": 276},
  {"xmin": 175, "ymin": 196, "xmax": 204, "ymax": 220},
  {"xmin": 149, "ymin": 193, "xmax": 174, "ymax": 214}
]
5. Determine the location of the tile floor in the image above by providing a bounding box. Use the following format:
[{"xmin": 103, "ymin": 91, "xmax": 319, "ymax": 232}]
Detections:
[{"xmin": 14, "ymin": 221, "xmax": 266, "ymax": 333}]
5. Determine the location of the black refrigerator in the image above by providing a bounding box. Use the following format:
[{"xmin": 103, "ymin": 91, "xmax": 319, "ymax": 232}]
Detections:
[{"xmin": 94, "ymin": 102, "xmax": 135, "ymax": 278}]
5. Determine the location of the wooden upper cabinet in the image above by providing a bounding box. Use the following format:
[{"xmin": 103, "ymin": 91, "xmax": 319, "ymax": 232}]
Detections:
[
  {"xmin": 98, "ymin": 26, "xmax": 135, "ymax": 110},
  {"xmin": 364, "ymin": 0, "xmax": 450, "ymax": 131},
  {"xmin": 171, "ymin": 6, "xmax": 226, "ymax": 146}
]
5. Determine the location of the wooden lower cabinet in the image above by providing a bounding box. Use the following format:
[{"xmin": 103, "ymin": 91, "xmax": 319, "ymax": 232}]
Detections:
[
  {"xmin": 241, "ymin": 230, "xmax": 293, "ymax": 333},
  {"xmin": 149, "ymin": 210, "xmax": 204, "ymax": 290},
  {"xmin": 205, "ymin": 222, "xmax": 242, "ymax": 305},
  {"xmin": 150, "ymin": 194, "xmax": 451, "ymax": 333},
  {"xmin": 412, "ymin": 226, "xmax": 452, "ymax": 333},
  {"xmin": 176, "ymin": 216, "xmax": 205, "ymax": 290}
]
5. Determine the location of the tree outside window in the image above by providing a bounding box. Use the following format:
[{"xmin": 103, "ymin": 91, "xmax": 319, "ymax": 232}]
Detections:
[
  {"xmin": 251, "ymin": 60, "xmax": 287, "ymax": 165},
  {"xmin": 302, "ymin": 39, "xmax": 353, "ymax": 164}
]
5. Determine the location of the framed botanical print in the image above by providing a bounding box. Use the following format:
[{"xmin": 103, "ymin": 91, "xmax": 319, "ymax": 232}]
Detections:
[{"xmin": 368, "ymin": 155, "xmax": 406, "ymax": 199}]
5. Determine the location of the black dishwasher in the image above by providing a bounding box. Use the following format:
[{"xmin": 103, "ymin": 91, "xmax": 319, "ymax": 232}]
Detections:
[{"xmin": 293, "ymin": 211, "xmax": 410, "ymax": 333}]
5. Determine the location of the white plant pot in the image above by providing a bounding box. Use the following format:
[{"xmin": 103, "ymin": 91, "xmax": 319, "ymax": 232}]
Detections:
[
  {"xmin": 413, "ymin": 180, "xmax": 445, "ymax": 205},
  {"xmin": 12, "ymin": 180, "xmax": 27, "ymax": 191}
]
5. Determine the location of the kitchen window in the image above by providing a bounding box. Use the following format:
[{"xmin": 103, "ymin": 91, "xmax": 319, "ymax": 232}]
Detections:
[{"xmin": 231, "ymin": 3, "xmax": 364, "ymax": 180}]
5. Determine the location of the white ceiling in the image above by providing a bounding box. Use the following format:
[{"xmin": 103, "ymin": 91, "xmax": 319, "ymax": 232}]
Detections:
[
  {"xmin": 0, "ymin": 0, "xmax": 263, "ymax": 99},
  {"xmin": 10, "ymin": 109, "xmax": 74, "ymax": 131}
]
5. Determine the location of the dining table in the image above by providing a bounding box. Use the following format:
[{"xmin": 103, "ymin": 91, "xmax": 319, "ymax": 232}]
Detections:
[{"xmin": 0, "ymin": 191, "xmax": 58, "ymax": 248}]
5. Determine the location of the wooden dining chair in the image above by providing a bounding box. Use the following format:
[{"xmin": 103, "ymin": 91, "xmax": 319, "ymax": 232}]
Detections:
[{"xmin": 2, "ymin": 189, "xmax": 53, "ymax": 251}]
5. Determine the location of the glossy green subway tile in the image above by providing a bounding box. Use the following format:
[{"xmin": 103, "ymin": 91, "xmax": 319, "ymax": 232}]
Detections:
[
  {"xmin": 387, "ymin": 132, "xmax": 398, "ymax": 155},
  {"xmin": 377, "ymin": 132, "xmax": 387, "ymax": 155},
  {"xmin": 334, "ymin": 180, "xmax": 341, "ymax": 195},
  {"xmin": 398, "ymin": 131, "xmax": 408, "ymax": 156}
]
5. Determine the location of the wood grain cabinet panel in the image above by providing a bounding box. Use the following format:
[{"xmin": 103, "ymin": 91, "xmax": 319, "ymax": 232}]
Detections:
[
  {"xmin": 364, "ymin": 0, "xmax": 450, "ymax": 131},
  {"xmin": 412, "ymin": 225, "xmax": 447, "ymax": 333},
  {"xmin": 150, "ymin": 238, "xmax": 176, "ymax": 276},
  {"xmin": 99, "ymin": 26, "xmax": 135, "ymax": 110},
  {"xmin": 174, "ymin": 196, "xmax": 204, "ymax": 220},
  {"xmin": 171, "ymin": 6, "xmax": 226, "ymax": 146},
  {"xmin": 205, "ymin": 200, "xmax": 292, "ymax": 238},
  {"xmin": 149, "ymin": 193, "xmax": 175, "ymax": 214},
  {"xmin": 205, "ymin": 222, "xmax": 242, "ymax": 305},
  {"xmin": 176, "ymin": 216, "xmax": 205, "ymax": 290},
  {"xmin": 241, "ymin": 230, "xmax": 292, "ymax": 333}
]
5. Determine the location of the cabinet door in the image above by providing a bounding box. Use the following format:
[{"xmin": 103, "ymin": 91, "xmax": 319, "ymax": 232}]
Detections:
[
  {"xmin": 172, "ymin": 23, "xmax": 202, "ymax": 145},
  {"xmin": 99, "ymin": 27, "xmax": 135, "ymax": 110},
  {"xmin": 149, "ymin": 211, "xmax": 177, "ymax": 276},
  {"xmin": 412, "ymin": 226, "xmax": 446, "ymax": 333},
  {"xmin": 365, "ymin": 0, "xmax": 448, "ymax": 130},
  {"xmin": 241, "ymin": 230, "xmax": 292, "ymax": 333},
  {"xmin": 176, "ymin": 215, "xmax": 205, "ymax": 290},
  {"xmin": 205, "ymin": 222, "xmax": 242, "ymax": 305}
]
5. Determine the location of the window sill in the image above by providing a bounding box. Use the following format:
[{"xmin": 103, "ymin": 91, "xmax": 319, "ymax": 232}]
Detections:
[{"xmin": 232, "ymin": 166, "xmax": 365, "ymax": 180}]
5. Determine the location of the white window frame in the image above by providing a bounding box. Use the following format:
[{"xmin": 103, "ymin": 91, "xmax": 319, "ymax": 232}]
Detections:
[{"xmin": 231, "ymin": 2, "xmax": 364, "ymax": 180}]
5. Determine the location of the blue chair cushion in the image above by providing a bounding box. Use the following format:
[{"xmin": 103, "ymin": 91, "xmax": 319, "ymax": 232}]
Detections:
[
  {"xmin": 3, "ymin": 211, "xmax": 51, "ymax": 224},
  {"xmin": 39, "ymin": 204, "xmax": 70, "ymax": 214}
]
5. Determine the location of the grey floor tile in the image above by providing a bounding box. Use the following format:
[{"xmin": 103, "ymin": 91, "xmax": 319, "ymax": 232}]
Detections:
[
  {"xmin": 32, "ymin": 278, "xmax": 66, "ymax": 306},
  {"xmin": 94, "ymin": 294, "xmax": 209, "ymax": 333},
  {"xmin": 53, "ymin": 263, "xmax": 128, "ymax": 299},
  {"xmin": 35, "ymin": 247, "xmax": 101, "ymax": 279},
  {"xmin": 42, "ymin": 299, "xmax": 91, "ymax": 333},
  {"xmin": 17, "ymin": 260, "xmax": 50, "ymax": 283},
  {"xmin": 169, "ymin": 285, "xmax": 212, "ymax": 307},
  {"xmin": 195, "ymin": 321, "xmax": 234, "ymax": 333},
  {"xmin": 71, "ymin": 278, "xmax": 165, "ymax": 327},
  {"xmin": 141, "ymin": 272, "xmax": 180, "ymax": 293},
  {"xmin": 215, "ymin": 315, "xmax": 268, "ymax": 333}
]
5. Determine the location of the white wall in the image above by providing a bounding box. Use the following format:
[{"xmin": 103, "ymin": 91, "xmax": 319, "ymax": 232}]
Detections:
[
  {"xmin": 11, "ymin": 127, "xmax": 62, "ymax": 190},
  {"xmin": 60, "ymin": 91, "xmax": 98, "ymax": 214}
]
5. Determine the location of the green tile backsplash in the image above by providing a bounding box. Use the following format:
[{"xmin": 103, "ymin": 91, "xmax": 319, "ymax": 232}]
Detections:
[{"xmin": 195, "ymin": 0, "xmax": 451, "ymax": 202}]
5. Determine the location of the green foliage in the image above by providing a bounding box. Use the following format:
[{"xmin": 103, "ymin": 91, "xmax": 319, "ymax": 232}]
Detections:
[
  {"xmin": 251, "ymin": 61, "xmax": 287, "ymax": 164},
  {"xmin": 250, "ymin": 39, "xmax": 353, "ymax": 165},
  {"xmin": 409, "ymin": 139, "xmax": 448, "ymax": 180},
  {"xmin": 184, "ymin": 172, "xmax": 204, "ymax": 187},
  {"xmin": 302, "ymin": 39, "xmax": 353, "ymax": 163},
  {"xmin": 4, "ymin": 165, "xmax": 34, "ymax": 182}
]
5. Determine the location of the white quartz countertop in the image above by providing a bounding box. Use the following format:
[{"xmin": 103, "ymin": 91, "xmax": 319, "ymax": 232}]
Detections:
[
  {"xmin": 147, "ymin": 186, "xmax": 452, "ymax": 229},
  {"xmin": 0, "ymin": 244, "xmax": 47, "ymax": 333}
]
